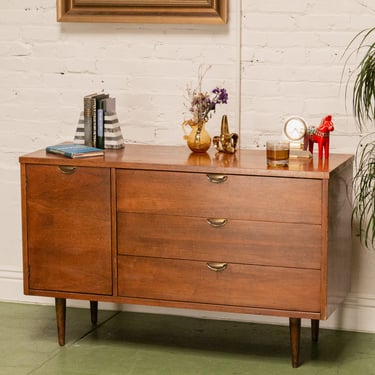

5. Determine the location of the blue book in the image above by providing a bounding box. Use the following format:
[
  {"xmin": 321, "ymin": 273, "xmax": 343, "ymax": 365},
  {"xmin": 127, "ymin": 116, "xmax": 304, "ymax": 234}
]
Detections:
[{"xmin": 46, "ymin": 143, "xmax": 104, "ymax": 159}]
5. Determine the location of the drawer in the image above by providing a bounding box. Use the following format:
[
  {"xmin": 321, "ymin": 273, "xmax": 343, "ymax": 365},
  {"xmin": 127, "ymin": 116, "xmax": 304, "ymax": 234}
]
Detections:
[
  {"xmin": 117, "ymin": 170, "xmax": 322, "ymax": 224},
  {"xmin": 118, "ymin": 256, "xmax": 321, "ymax": 313},
  {"xmin": 118, "ymin": 213, "xmax": 321, "ymax": 269}
]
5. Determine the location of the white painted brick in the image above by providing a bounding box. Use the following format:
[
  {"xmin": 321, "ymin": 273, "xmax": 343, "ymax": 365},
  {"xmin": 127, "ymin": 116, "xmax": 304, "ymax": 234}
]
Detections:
[
  {"xmin": 244, "ymin": 0, "xmax": 309, "ymax": 14},
  {"xmin": 0, "ymin": 26, "xmax": 21, "ymax": 41},
  {"xmin": 24, "ymin": 28, "xmax": 61, "ymax": 43},
  {"xmin": 350, "ymin": 16, "xmax": 375, "ymax": 31},
  {"xmin": 0, "ymin": 42, "xmax": 31, "ymax": 57}
]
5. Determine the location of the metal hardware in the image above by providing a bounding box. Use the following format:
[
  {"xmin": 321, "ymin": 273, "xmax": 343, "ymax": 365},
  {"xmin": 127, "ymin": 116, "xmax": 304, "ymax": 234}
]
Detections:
[
  {"xmin": 58, "ymin": 166, "xmax": 77, "ymax": 175},
  {"xmin": 206, "ymin": 174, "xmax": 228, "ymax": 184},
  {"xmin": 213, "ymin": 115, "xmax": 239, "ymax": 154},
  {"xmin": 207, "ymin": 218, "xmax": 228, "ymax": 227},
  {"xmin": 207, "ymin": 262, "xmax": 228, "ymax": 272}
]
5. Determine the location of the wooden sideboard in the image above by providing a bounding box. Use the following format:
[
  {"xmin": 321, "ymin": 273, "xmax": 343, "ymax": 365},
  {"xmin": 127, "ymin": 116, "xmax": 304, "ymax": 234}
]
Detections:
[{"xmin": 19, "ymin": 145, "xmax": 353, "ymax": 368}]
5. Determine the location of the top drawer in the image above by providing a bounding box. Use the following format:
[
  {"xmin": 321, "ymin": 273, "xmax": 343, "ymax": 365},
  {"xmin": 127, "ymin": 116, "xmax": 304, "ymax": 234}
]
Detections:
[{"xmin": 117, "ymin": 170, "xmax": 322, "ymax": 224}]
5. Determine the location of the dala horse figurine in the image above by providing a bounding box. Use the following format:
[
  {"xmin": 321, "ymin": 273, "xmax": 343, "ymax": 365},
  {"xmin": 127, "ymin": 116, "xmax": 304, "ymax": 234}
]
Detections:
[{"xmin": 308, "ymin": 115, "xmax": 334, "ymax": 159}]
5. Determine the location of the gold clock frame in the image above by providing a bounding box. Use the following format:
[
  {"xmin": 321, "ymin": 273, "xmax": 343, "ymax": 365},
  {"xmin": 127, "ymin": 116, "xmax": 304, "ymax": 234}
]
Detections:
[{"xmin": 56, "ymin": 0, "xmax": 228, "ymax": 24}]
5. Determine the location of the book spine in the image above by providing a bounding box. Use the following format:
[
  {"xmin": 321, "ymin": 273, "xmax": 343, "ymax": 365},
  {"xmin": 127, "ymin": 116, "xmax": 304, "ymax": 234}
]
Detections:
[
  {"xmin": 91, "ymin": 93, "xmax": 109, "ymax": 148},
  {"xmin": 91, "ymin": 97, "xmax": 97, "ymax": 147},
  {"xmin": 96, "ymin": 100, "xmax": 104, "ymax": 149},
  {"xmin": 83, "ymin": 95, "xmax": 94, "ymax": 147}
]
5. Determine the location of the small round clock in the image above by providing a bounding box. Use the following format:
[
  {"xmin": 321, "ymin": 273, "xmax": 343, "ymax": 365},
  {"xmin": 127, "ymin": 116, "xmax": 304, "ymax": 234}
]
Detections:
[{"xmin": 283, "ymin": 116, "xmax": 308, "ymax": 141}]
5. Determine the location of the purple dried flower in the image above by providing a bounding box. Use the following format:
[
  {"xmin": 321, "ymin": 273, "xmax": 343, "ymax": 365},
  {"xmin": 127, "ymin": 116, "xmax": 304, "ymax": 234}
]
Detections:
[
  {"xmin": 217, "ymin": 88, "xmax": 228, "ymax": 104},
  {"xmin": 185, "ymin": 75, "xmax": 228, "ymax": 124}
]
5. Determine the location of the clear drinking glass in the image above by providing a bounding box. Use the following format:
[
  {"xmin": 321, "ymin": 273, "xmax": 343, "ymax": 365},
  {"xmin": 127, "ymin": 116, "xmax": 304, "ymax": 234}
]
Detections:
[{"xmin": 266, "ymin": 140, "xmax": 290, "ymax": 168}]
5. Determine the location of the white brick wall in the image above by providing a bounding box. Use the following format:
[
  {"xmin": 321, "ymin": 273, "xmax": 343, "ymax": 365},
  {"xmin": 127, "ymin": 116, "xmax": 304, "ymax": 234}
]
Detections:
[
  {"xmin": 1, "ymin": 0, "xmax": 375, "ymax": 332},
  {"xmin": 240, "ymin": 0, "xmax": 374, "ymax": 150}
]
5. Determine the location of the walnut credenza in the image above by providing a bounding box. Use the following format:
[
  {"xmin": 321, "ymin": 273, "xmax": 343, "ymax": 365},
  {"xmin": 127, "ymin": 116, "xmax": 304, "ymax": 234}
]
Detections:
[{"xmin": 19, "ymin": 145, "xmax": 353, "ymax": 368}]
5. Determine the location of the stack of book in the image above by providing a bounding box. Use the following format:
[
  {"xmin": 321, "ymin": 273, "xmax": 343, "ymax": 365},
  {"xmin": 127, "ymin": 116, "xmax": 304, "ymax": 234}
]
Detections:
[{"xmin": 74, "ymin": 92, "xmax": 124, "ymax": 149}]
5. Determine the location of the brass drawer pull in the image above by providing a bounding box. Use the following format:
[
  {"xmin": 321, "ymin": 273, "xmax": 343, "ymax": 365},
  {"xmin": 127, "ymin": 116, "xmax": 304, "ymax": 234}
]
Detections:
[
  {"xmin": 207, "ymin": 262, "xmax": 228, "ymax": 272},
  {"xmin": 207, "ymin": 218, "xmax": 228, "ymax": 227},
  {"xmin": 58, "ymin": 166, "xmax": 77, "ymax": 175},
  {"xmin": 207, "ymin": 174, "xmax": 228, "ymax": 184}
]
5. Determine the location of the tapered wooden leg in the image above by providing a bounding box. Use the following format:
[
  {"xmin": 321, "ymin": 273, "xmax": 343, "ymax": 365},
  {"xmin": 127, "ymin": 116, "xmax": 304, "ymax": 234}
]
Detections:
[
  {"xmin": 55, "ymin": 298, "xmax": 66, "ymax": 346},
  {"xmin": 90, "ymin": 301, "xmax": 98, "ymax": 325},
  {"xmin": 289, "ymin": 318, "xmax": 301, "ymax": 368},
  {"xmin": 311, "ymin": 319, "xmax": 319, "ymax": 342}
]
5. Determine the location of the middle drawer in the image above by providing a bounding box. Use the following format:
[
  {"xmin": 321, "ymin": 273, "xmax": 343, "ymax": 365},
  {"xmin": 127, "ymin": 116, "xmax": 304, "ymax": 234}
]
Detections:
[{"xmin": 118, "ymin": 213, "xmax": 321, "ymax": 269}]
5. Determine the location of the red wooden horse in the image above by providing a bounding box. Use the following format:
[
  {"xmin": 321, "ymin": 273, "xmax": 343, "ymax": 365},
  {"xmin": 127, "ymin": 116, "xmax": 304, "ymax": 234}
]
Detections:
[{"xmin": 308, "ymin": 115, "xmax": 334, "ymax": 159}]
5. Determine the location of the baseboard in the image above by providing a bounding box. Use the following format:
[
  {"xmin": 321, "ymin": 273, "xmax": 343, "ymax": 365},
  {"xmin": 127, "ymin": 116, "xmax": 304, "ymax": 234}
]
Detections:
[{"xmin": 2, "ymin": 267, "xmax": 375, "ymax": 333}]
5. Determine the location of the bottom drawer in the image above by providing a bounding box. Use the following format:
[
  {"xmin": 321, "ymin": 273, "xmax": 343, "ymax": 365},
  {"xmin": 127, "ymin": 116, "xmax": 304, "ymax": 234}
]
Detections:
[{"xmin": 118, "ymin": 256, "xmax": 321, "ymax": 313}]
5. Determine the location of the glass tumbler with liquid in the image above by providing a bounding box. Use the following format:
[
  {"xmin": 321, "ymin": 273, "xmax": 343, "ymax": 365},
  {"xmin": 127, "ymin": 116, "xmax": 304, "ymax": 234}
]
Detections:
[{"xmin": 266, "ymin": 140, "xmax": 290, "ymax": 168}]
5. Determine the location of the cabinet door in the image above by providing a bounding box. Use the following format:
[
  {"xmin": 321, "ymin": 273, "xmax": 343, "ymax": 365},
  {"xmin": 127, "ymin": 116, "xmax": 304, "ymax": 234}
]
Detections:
[{"xmin": 25, "ymin": 165, "xmax": 112, "ymax": 295}]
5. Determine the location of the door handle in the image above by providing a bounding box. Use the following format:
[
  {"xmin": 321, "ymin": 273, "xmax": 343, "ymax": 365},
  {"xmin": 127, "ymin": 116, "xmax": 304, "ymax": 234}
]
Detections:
[
  {"xmin": 206, "ymin": 174, "xmax": 228, "ymax": 184},
  {"xmin": 207, "ymin": 262, "xmax": 228, "ymax": 272},
  {"xmin": 207, "ymin": 218, "xmax": 228, "ymax": 227},
  {"xmin": 58, "ymin": 166, "xmax": 77, "ymax": 175}
]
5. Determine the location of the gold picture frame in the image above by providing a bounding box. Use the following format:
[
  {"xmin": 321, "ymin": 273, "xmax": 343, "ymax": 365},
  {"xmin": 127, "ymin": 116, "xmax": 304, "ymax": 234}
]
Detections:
[{"xmin": 56, "ymin": 0, "xmax": 228, "ymax": 24}]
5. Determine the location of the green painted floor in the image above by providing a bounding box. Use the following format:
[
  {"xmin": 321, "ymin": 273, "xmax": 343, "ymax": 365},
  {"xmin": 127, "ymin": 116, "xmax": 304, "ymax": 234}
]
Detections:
[{"xmin": 1, "ymin": 302, "xmax": 375, "ymax": 374}]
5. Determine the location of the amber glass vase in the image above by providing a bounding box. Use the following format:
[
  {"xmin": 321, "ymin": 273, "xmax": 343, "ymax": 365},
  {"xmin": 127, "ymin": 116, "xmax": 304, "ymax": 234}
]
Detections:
[{"xmin": 185, "ymin": 121, "xmax": 211, "ymax": 153}]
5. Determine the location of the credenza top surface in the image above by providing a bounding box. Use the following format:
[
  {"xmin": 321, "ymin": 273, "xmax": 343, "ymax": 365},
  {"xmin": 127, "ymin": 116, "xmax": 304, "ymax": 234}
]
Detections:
[{"xmin": 19, "ymin": 144, "xmax": 353, "ymax": 179}]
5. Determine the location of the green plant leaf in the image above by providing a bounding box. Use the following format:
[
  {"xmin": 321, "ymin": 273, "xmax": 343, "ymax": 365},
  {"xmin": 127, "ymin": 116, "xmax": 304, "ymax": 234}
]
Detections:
[
  {"xmin": 352, "ymin": 135, "xmax": 375, "ymax": 248},
  {"xmin": 343, "ymin": 27, "xmax": 375, "ymax": 131}
]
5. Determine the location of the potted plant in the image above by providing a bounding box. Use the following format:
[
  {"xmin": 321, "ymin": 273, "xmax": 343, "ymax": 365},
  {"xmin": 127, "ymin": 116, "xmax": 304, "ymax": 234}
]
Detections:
[{"xmin": 344, "ymin": 27, "xmax": 375, "ymax": 248}]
